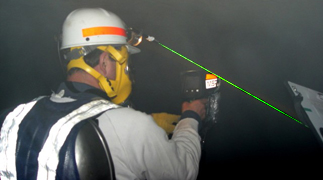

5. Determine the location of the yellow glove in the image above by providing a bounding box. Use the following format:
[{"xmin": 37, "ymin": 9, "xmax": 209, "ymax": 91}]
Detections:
[{"xmin": 151, "ymin": 113, "xmax": 180, "ymax": 135}]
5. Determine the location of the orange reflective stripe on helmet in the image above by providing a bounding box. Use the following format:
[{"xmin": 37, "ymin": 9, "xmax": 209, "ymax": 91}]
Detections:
[{"xmin": 82, "ymin": 26, "xmax": 126, "ymax": 37}]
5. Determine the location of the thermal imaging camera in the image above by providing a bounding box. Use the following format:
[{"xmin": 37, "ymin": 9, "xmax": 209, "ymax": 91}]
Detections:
[
  {"xmin": 181, "ymin": 70, "xmax": 220, "ymax": 101},
  {"xmin": 180, "ymin": 70, "xmax": 221, "ymax": 143}
]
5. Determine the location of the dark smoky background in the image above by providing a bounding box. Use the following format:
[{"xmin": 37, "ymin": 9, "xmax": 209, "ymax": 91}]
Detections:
[{"xmin": 1, "ymin": 0, "xmax": 323, "ymax": 177}]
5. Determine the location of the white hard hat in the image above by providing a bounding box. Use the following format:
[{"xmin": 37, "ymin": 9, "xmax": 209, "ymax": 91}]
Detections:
[{"xmin": 61, "ymin": 8, "xmax": 140, "ymax": 54}]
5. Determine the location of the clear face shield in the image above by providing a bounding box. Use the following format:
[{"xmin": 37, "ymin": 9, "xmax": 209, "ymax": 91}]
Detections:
[{"xmin": 98, "ymin": 45, "xmax": 133, "ymax": 105}]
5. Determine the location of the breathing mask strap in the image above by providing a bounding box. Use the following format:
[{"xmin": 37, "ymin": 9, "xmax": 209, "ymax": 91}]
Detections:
[{"xmin": 67, "ymin": 57, "xmax": 117, "ymax": 99}]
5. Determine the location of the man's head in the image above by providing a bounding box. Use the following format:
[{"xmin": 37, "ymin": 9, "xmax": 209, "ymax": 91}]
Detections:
[{"xmin": 60, "ymin": 8, "xmax": 140, "ymax": 104}]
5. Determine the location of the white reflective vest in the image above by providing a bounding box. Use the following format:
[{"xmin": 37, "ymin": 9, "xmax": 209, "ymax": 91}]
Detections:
[
  {"xmin": 0, "ymin": 97, "xmax": 119, "ymax": 180},
  {"xmin": 1, "ymin": 85, "xmax": 202, "ymax": 180}
]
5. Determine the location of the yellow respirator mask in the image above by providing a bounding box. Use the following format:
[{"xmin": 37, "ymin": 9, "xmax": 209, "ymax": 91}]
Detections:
[{"xmin": 67, "ymin": 45, "xmax": 132, "ymax": 104}]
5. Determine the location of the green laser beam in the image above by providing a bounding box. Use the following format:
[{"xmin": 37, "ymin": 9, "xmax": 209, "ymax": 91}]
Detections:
[{"xmin": 158, "ymin": 42, "xmax": 307, "ymax": 127}]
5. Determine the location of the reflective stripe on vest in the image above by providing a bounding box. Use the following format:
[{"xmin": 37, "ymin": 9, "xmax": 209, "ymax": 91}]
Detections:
[
  {"xmin": 37, "ymin": 99, "xmax": 119, "ymax": 180},
  {"xmin": 0, "ymin": 100, "xmax": 39, "ymax": 180}
]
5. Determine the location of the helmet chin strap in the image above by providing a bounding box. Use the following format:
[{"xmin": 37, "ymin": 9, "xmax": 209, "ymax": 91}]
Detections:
[{"xmin": 67, "ymin": 57, "xmax": 117, "ymax": 99}]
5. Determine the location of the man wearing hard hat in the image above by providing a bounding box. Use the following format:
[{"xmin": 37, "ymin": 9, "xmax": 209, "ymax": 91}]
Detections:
[{"xmin": 0, "ymin": 8, "xmax": 207, "ymax": 180}]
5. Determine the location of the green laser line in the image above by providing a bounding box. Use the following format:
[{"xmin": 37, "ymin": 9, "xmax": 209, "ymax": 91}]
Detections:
[{"xmin": 158, "ymin": 42, "xmax": 307, "ymax": 127}]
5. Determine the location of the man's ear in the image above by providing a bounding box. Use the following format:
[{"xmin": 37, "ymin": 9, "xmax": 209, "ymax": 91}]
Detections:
[{"xmin": 97, "ymin": 52, "xmax": 108, "ymax": 75}]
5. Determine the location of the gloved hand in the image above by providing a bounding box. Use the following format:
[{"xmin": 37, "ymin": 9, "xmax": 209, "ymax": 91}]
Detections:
[
  {"xmin": 151, "ymin": 113, "xmax": 180, "ymax": 135},
  {"xmin": 182, "ymin": 99, "xmax": 208, "ymax": 120}
]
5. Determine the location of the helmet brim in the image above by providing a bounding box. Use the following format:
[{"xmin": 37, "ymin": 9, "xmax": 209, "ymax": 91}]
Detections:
[{"xmin": 126, "ymin": 45, "xmax": 141, "ymax": 54}]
